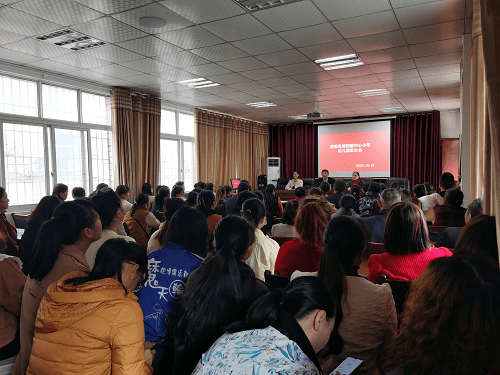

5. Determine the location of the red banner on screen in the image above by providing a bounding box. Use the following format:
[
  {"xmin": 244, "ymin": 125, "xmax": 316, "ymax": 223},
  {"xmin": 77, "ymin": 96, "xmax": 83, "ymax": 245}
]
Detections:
[{"xmin": 319, "ymin": 131, "xmax": 390, "ymax": 173}]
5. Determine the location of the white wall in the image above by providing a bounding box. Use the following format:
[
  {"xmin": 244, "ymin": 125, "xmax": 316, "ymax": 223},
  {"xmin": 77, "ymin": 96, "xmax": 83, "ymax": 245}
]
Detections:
[{"xmin": 440, "ymin": 109, "xmax": 461, "ymax": 139}]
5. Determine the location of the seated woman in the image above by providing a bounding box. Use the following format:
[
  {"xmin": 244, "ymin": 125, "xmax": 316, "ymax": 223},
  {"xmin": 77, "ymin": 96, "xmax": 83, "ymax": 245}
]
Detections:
[
  {"xmin": 116, "ymin": 184, "xmax": 133, "ymax": 213},
  {"xmin": 172, "ymin": 216, "xmax": 269, "ymax": 375},
  {"xmin": 0, "ymin": 187, "xmax": 18, "ymax": 254},
  {"xmin": 27, "ymin": 239, "xmax": 154, "ymax": 375},
  {"xmin": 263, "ymin": 184, "xmax": 283, "ymax": 218},
  {"xmin": 18, "ymin": 196, "xmax": 61, "ymax": 275},
  {"xmin": 389, "ymin": 256, "xmax": 500, "ymax": 374},
  {"xmin": 151, "ymin": 187, "xmax": 170, "ymax": 222},
  {"xmin": 433, "ymin": 188, "xmax": 466, "ymax": 227},
  {"xmin": 137, "ymin": 206, "xmax": 208, "ymax": 344},
  {"xmin": 285, "ymin": 170, "xmax": 304, "ymax": 190},
  {"xmin": 347, "ymin": 171, "xmax": 363, "ymax": 188},
  {"xmin": 316, "ymin": 216, "xmax": 397, "ymax": 375},
  {"xmin": 0, "ymin": 231, "xmax": 26, "ymax": 366},
  {"xmin": 214, "ymin": 185, "xmax": 226, "ymax": 215},
  {"xmin": 51, "ymin": 183, "xmax": 69, "ymax": 203},
  {"xmin": 147, "ymin": 198, "xmax": 186, "ymax": 253},
  {"xmin": 331, "ymin": 194, "xmax": 361, "ymax": 219},
  {"xmin": 124, "ymin": 194, "xmax": 161, "ymax": 250},
  {"xmin": 368, "ymin": 202, "xmax": 452, "ymax": 283},
  {"xmin": 142, "ymin": 183, "xmax": 155, "ymax": 204},
  {"xmin": 270, "ymin": 200, "xmax": 299, "ymax": 237},
  {"xmin": 192, "ymin": 277, "xmax": 337, "ymax": 374},
  {"xmin": 274, "ymin": 201, "xmax": 329, "ymax": 276},
  {"xmin": 15, "ymin": 200, "xmax": 101, "ymax": 375},
  {"xmin": 241, "ymin": 198, "xmax": 279, "ymax": 281},
  {"xmin": 196, "ymin": 191, "xmax": 222, "ymax": 253}
]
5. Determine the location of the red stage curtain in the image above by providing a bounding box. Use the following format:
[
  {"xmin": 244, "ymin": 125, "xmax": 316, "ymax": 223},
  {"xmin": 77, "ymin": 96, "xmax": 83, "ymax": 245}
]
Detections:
[
  {"xmin": 268, "ymin": 123, "xmax": 317, "ymax": 179},
  {"xmin": 392, "ymin": 111, "xmax": 442, "ymax": 190}
]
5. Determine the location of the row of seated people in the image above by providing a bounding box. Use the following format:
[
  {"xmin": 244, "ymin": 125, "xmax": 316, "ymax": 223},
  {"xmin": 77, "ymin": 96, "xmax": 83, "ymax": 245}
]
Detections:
[{"xmin": 0, "ymin": 177, "xmax": 499, "ymax": 375}]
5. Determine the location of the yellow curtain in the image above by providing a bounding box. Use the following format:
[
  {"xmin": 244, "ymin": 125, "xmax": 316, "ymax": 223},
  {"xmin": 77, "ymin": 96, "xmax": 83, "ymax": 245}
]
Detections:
[
  {"xmin": 195, "ymin": 108, "xmax": 268, "ymax": 190},
  {"xmin": 111, "ymin": 88, "xmax": 161, "ymax": 199},
  {"xmin": 479, "ymin": 0, "xmax": 500, "ymax": 255}
]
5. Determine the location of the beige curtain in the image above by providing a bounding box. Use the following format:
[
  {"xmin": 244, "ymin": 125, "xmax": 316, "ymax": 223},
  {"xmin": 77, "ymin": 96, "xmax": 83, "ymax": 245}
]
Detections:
[
  {"xmin": 472, "ymin": 0, "xmax": 500, "ymax": 255},
  {"xmin": 195, "ymin": 108, "xmax": 268, "ymax": 190},
  {"xmin": 111, "ymin": 88, "xmax": 161, "ymax": 199}
]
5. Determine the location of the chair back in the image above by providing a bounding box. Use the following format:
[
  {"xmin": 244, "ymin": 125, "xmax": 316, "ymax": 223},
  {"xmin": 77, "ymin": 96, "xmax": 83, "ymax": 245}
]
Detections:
[
  {"xmin": 264, "ymin": 270, "xmax": 290, "ymax": 290},
  {"xmin": 428, "ymin": 225, "xmax": 448, "ymax": 233},
  {"xmin": 388, "ymin": 177, "xmax": 410, "ymax": 190},
  {"xmin": 277, "ymin": 178, "xmax": 291, "ymax": 190},
  {"xmin": 379, "ymin": 274, "xmax": 412, "ymax": 316},
  {"xmin": 270, "ymin": 236, "xmax": 295, "ymax": 246},
  {"xmin": 368, "ymin": 242, "xmax": 385, "ymax": 256},
  {"xmin": 301, "ymin": 178, "xmax": 314, "ymax": 190},
  {"xmin": 11, "ymin": 213, "xmax": 28, "ymax": 229}
]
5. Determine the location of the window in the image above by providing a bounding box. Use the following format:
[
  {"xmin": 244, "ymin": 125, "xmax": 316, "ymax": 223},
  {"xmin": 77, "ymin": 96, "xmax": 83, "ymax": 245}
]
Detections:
[
  {"xmin": 183, "ymin": 141, "xmax": 195, "ymax": 190},
  {"xmin": 90, "ymin": 129, "xmax": 114, "ymax": 191},
  {"xmin": 178, "ymin": 113, "xmax": 195, "ymax": 137},
  {"xmin": 0, "ymin": 76, "xmax": 38, "ymax": 117},
  {"xmin": 160, "ymin": 139, "xmax": 178, "ymax": 187},
  {"xmin": 160, "ymin": 109, "xmax": 176, "ymax": 134},
  {"xmin": 3, "ymin": 124, "xmax": 46, "ymax": 205},
  {"xmin": 54, "ymin": 128, "xmax": 86, "ymax": 193},
  {"xmin": 42, "ymin": 84, "xmax": 78, "ymax": 122},
  {"xmin": 82, "ymin": 92, "xmax": 111, "ymax": 125}
]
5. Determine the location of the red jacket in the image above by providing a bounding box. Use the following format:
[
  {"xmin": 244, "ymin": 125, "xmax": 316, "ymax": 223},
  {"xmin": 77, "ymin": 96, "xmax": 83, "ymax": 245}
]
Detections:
[{"xmin": 274, "ymin": 238, "xmax": 322, "ymax": 276}]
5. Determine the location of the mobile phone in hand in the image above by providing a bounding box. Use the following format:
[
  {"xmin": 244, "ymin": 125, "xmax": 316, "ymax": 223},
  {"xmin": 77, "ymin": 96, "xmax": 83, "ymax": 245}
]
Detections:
[{"xmin": 330, "ymin": 357, "xmax": 363, "ymax": 375}]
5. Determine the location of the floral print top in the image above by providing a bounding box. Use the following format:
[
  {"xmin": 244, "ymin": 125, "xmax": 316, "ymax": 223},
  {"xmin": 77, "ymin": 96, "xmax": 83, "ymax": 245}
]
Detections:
[{"xmin": 192, "ymin": 326, "xmax": 320, "ymax": 374}]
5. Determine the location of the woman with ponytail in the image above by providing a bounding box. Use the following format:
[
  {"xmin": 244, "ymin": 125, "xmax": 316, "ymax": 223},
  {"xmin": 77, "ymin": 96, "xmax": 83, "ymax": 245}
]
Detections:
[
  {"xmin": 196, "ymin": 190, "xmax": 222, "ymax": 253},
  {"xmin": 293, "ymin": 216, "xmax": 397, "ymax": 375},
  {"xmin": 241, "ymin": 198, "xmax": 279, "ymax": 281},
  {"xmin": 124, "ymin": 193, "xmax": 160, "ymax": 250},
  {"xmin": 147, "ymin": 198, "xmax": 186, "ymax": 253},
  {"xmin": 192, "ymin": 277, "xmax": 336, "ymax": 374},
  {"xmin": 171, "ymin": 216, "xmax": 269, "ymax": 375},
  {"xmin": 15, "ymin": 200, "xmax": 102, "ymax": 375}
]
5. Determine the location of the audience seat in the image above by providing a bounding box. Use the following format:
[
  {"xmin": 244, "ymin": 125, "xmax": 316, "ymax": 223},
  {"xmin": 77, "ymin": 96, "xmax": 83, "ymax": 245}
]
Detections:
[
  {"xmin": 388, "ymin": 177, "xmax": 410, "ymax": 190},
  {"xmin": 264, "ymin": 270, "xmax": 290, "ymax": 290},
  {"xmin": 11, "ymin": 213, "xmax": 28, "ymax": 229},
  {"xmin": 277, "ymin": 178, "xmax": 291, "ymax": 190},
  {"xmin": 368, "ymin": 242, "xmax": 385, "ymax": 257},
  {"xmin": 301, "ymin": 178, "xmax": 314, "ymax": 190},
  {"xmin": 428, "ymin": 225, "xmax": 449, "ymax": 233},
  {"xmin": 379, "ymin": 274, "xmax": 411, "ymax": 317}
]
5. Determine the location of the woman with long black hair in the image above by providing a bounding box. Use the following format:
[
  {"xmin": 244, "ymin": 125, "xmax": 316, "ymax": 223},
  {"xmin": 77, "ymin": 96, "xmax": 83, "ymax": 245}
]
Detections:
[
  {"xmin": 196, "ymin": 190, "xmax": 222, "ymax": 253},
  {"xmin": 172, "ymin": 216, "xmax": 269, "ymax": 374}
]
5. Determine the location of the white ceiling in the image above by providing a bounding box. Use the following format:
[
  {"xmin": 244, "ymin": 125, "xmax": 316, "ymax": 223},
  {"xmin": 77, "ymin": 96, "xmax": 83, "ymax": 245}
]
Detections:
[{"xmin": 0, "ymin": 0, "xmax": 471, "ymax": 124}]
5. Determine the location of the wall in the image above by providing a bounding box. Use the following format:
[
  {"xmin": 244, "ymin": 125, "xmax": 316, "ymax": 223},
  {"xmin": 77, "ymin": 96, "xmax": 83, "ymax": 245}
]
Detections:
[
  {"xmin": 440, "ymin": 109, "xmax": 461, "ymax": 138},
  {"xmin": 442, "ymin": 138, "xmax": 460, "ymax": 178}
]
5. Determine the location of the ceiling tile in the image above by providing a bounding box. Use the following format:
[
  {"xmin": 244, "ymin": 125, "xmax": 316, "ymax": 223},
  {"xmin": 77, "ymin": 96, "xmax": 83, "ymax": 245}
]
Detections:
[
  {"xmin": 111, "ymin": 3, "xmax": 193, "ymax": 33},
  {"xmin": 339, "ymin": 74, "xmax": 381, "ymax": 85},
  {"xmin": 12, "ymin": 0, "xmax": 102, "ymax": 26},
  {"xmin": 115, "ymin": 36, "xmax": 183, "ymax": 57},
  {"xmin": 390, "ymin": 0, "xmax": 443, "ymax": 9},
  {"xmin": 190, "ymin": 43, "xmax": 249, "ymax": 62},
  {"xmin": 418, "ymin": 63, "xmax": 460, "ymax": 76},
  {"xmin": 312, "ymin": 0, "xmax": 392, "ymax": 21},
  {"xmin": 368, "ymin": 59, "xmax": 416, "ymax": 73},
  {"xmin": 358, "ymin": 46, "xmax": 412, "ymax": 64},
  {"xmin": 303, "ymin": 79, "xmax": 345, "ymax": 90},
  {"xmin": 239, "ymin": 67, "xmax": 285, "ymax": 80},
  {"xmin": 347, "ymin": 30, "xmax": 407, "ymax": 52},
  {"xmin": 290, "ymin": 71, "xmax": 338, "ymax": 84},
  {"xmin": 89, "ymin": 63, "xmax": 141, "ymax": 77},
  {"xmin": 382, "ymin": 77, "xmax": 423, "ymax": 87},
  {"xmin": 100, "ymin": 77, "xmax": 134, "ymax": 86},
  {"xmin": 298, "ymin": 40, "xmax": 355, "ymax": 61},
  {"xmin": 394, "ymin": 0, "xmax": 465, "ymax": 29},
  {"xmin": 252, "ymin": 1, "xmax": 328, "ymax": 32},
  {"xmin": 255, "ymin": 49, "xmax": 309, "ymax": 67},
  {"xmin": 402, "ymin": 20, "xmax": 464, "ymax": 44},
  {"xmin": 226, "ymin": 81, "xmax": 268, "ymax": 91},
  {"xmin": 243, "ymin": 87, "xmax": 284, "ymax": 97},
  {"xmin": 257, "ymin": 76, "xmax": 300, "ymax": 88},
  {"xmin": 197, "ymin": 85, "xmax": 237, "ymax": 94},
  {"xmin": 414, "ymin": 51, "xmax": 462, "ymax": 67},
  {"xmin": 204, "ymin": 73, "xmax": 251, "ymax": 85},
  {"xmin": 0, "ymin": 7, "xmax": 63, "ymax": 36},
  {"xmin": 73, "ymin": 0, "xmax": 154, "ymax": 15},
  {"xmin": 123, "ymin": 74, "xmax": 162, "ymax": 85},
  {"xmin": 119, "ymin": 58, "xmax": 173, "ymax": 73},
  {"xmin": 152, "ymin": 67, "xmax": 197, "ymax": 81},
  {"xmin": 157, "ymin": 26, "xmax": 224, "ymax": 50},
  {"xmin": 182, "ymin": 63, "xmax": 232, "ymax": 77},
  {"xmin": 217, "ymin": 57, "xmax": 269, "ymax": 72},
  {"xmin": 278, "ymin": 23, "xmax": 343, "ymax": 48},
  {"xmin": 0, "ymin": 30, "xmax": 26, "ymax": 45},
  {"xmin": 159, "ymin": 0, "xmax": 245, "ymax": 24},
  {"xmin": 375, "ymin": 69, "xmax": 421, "ymax": 80},
  {"xmin": 200, "ymin": 14, "xmax": 272, "ymax": 42},
  {"xmin": 50, "ymin": 52, "xmax": 111, "ymax": 68},
  {"xmin": 333, "ymin": 10, "xmax": 400, "ymax": 39},
  {"xmin": 79, "ymin": 44, "xmax": 145, "ymax": 63},
  {"xmin": 2, "ymin": 38, "xmax": 72, "ymax": 58},
  {"xmin": 389, "ymin": 84, "xmax": 426, "ymax": 92},
  {"xmin": 274, "ymin": 61, "xmax": 323, "ymax": 75},
  {"xmin": 409, "ymin": 37, "xmax": 462, "ymax": 57},
  {"xmin": 231, "ymin": 34, "xmax": 293, "ymax": 56},
  {"xmin": 274, "ymin": 84, "xmax": 312, "ymax": 93},
  {"xmin": 155, "ymin": 51, "xmax": 209, "ymax": 67},
  {"xmin": 421, "ymin": 72, "xmax": 460, "ymax": 84},
  {"xmin": 327, "ymin": 65, "xmax": 375, "ymax": 79},
  {"xmin": 26, "ymin": 58, "xmax": 80, "ymax": 73},
  {"xmin": 72, "ymin": 17, "xmax": 148, "ymax": 43},
  {"xmin": 66, "ymin": 69, "xmax": 109, "ymax": 81}
]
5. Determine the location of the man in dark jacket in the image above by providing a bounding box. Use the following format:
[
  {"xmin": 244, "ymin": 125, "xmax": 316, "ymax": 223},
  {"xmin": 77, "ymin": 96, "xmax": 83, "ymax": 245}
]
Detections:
[
  {"xmin": 225, "ymin": 180, "xmax": 250, "ymax": 215},
  {"xmin": 315, "ymin": 169, "xmax": 335, "ymax": 191},
  {"xmin": 363, "ymin": 188, "xmax": 401, "ymax": 243},
  {"xmin": 326, "ymin": 180, "xmax": 346, "ymax": 209}
]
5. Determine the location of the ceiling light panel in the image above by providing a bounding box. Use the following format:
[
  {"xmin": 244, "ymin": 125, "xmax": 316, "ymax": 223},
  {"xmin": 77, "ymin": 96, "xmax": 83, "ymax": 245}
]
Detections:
[
  {"xmin": 235, "ymin": 0, "xmax": 306, "ymax": 12},
  {"xmin": 246, "ymin": 101, "xmax": 277, "ymax": 108},
  {"xmin": 177, "ymin": 77, "xmax": 220, "ymax": 88},
  {"xmin": 356, "ymin": 88, "xmax": 391, "ymax": 97},
  {"xmin": 314, "ymin": 54, "xmax": 365, "ymax": 71}
]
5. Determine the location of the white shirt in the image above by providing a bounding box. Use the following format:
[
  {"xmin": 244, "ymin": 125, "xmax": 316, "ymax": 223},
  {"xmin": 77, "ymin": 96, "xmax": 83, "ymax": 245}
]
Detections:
[
  {"xmin": 285, "ymin": 179, "xmax": 303, "ymax": 190},
  {"xmin": 245, "ymin": 229, "xmax": 280, "ymax": 281},
  {"xmin": 270, "ymin": 223, "xmax": 298, "ymax": 238},
  {"xmin": 121, "ymin": 199, "xmax": 133, "ymax": 213},
  {"xmin": 146, "ymin": 212, "xmax": 161, "ymax": 230},
  {"xmin": 85, "ymin": 229, "xmax": 136, "ymax": 269},
  {"xmin": 418, "ymin": 193, "xmax": 445, "ymax": 212}
]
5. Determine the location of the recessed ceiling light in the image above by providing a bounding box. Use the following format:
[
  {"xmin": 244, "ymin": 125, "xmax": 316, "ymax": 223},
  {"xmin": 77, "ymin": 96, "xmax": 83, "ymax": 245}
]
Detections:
[
  {"xmin": 36, "ymin": 29, "xmax": 106, "ymax": 51},
  {"xmin": 177, "ymin": 78, "xmax": 220, "ymax": 88},
  {"xmin": 234, "ymin": 0, "xmax": 304, "ymax": 11},
  {"xmin": 246, "ymin": 101, "xmax": 277, "ymax": 108},
  {"xmin": 356, "ymin": 89, "xmax": 391, "ymax": 97},
  {"xmin": 315, "ymin": 54, "xmax": 364, "ymax": 70},
  {"xmin": 379, "ymin": 107, "xmax": 405, "ymax": 112},
  {"xmin": 288, "ymin": 115, "xmax": 308, "ymax": 120},
  {"xmin": 139, "ymin": 17, "xmax": 167, "ymax": 28}
]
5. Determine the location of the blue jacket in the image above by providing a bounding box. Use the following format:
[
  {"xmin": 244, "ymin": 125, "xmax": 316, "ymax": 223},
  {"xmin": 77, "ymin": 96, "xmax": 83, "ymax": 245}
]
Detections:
[
  {"xmin": 137, "ymin": 242, "xmax": 203, "ymax": 342},
  {"xmin": 363, "ymin": 209, "xmax": 389, "ymax": 244}
]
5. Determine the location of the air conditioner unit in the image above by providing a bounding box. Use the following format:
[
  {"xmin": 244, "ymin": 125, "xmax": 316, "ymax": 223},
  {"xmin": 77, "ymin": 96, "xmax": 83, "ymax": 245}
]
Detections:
[{"xmin": 266, "ymin": 157, "xmax": 280, "ymax": 187}]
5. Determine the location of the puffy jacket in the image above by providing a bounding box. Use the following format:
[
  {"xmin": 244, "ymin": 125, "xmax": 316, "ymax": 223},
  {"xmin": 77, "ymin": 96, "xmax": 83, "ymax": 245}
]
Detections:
[{"xmin": 27, "ymin": 271, "xmax": 152, "ymax": 375}]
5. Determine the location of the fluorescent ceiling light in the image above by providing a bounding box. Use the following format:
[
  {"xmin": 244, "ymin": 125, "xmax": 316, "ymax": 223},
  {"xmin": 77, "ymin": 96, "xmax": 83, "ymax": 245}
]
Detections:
[
  {"xmin": 36, "ymin": 29, "xmax": 106, "ymax": 51},
  {"xmin": 246, "ymin": 101, "xmax": 277, "ymax": 108},
  {"xmin": 356, "ymin": 89, "xmax": 391, "ymax": 97},
  {"xmin": 379, "ymin": 107, "xmax": 405, "ymax": 112},
  {"xmin": 234, "ymin": 0, "xmax": 304, "ymax": 11},
  {"xmin": 288, "ymin": 115, "xmax": 308, "ymax": 120},
  {"xmin": 177, "ymin": 77, "xmax": 220, "ymax": 89},
  {"xmin": 315, "ymin": 54, "xmax": 364, "ymax": 70}
]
